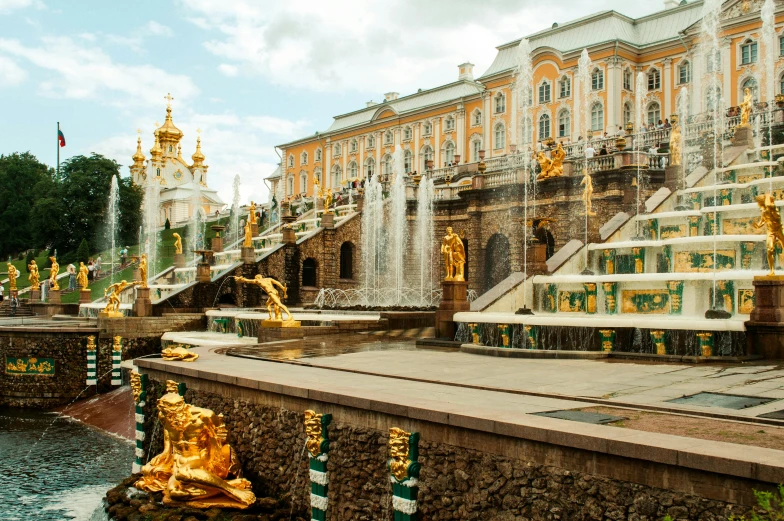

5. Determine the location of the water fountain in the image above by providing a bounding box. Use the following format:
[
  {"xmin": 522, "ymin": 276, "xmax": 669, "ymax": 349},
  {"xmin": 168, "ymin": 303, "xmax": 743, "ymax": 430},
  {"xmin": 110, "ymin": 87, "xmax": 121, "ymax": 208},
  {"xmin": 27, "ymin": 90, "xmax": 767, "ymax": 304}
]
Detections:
[
  {"xmin": 634, "ymin": 71, "xmax": 647, "ymax": 238},
  {"xmin": 413, "ymin": 174, "xmax": 435, "ymax": 306},
  {"xmin": 577, "ymin": 49, "xmax": 593, "ymax": 270},
  {"xmin": 515, "ymin": 38, "xmax": 534, "ymax": 312},
  {"xmin": 761, "ymin": 0, "xmax": 776, "ymax": 193},
  {"xmin": 106, "ymin": 174, "xmax": 120, "ymax": 285},
  {"xmin": 677, "ymin": 87, "xmax": 689, "ymax": 193},
  {"xmin": 188, "ymin": 178, "xmax": 204, "ymax": 261},
  {"xmin": 142, "ymin": 181, "xmax": 160, "ymax": 285},
  {"xmin": 389, "ymin": 146, "xmax": 408, "ymax": 305}
]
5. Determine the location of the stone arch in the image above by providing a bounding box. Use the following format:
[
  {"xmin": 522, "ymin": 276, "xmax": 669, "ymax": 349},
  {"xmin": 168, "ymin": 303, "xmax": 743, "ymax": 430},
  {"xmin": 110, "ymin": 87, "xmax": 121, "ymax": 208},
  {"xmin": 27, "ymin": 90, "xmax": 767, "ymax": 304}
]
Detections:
[
  {"xmin": 302, "ymin": 257, "xmax": 318, "ymax": 287},
  {"xmin": 340, "ymin": 241, "xmax": 355, "ymax": 279},
  {"xmin": 484, "ymin": 233, "xmax": 510, "ymax": 293}
]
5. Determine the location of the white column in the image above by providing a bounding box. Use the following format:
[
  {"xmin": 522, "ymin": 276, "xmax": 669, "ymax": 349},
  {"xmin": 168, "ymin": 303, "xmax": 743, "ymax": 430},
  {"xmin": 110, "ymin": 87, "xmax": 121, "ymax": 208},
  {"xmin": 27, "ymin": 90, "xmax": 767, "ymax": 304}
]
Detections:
[
  {"xmin": 510, "ymin": 87, "xmax": 518, "ymax": 146},
  {"xmin": 324, "ymin": 139, "xmax": 332, "ymax": 190},
  {"xmin": 456, "ymin": 107, "xmax": 465, "ymax": 161},
  {"xmin": 358, "ymin": 136, "xmax": 364, "ymax": 180},
  {"xmin": 434, "ymin": 117, "xmax": 441, "ymax": 167},
  {"xmin": 413, "ymin": 123, "xmax": 420, "ymax": 173},
  {"xmin": 483, "ymin": 94, "xmax": 491, "ymax": 152},
  {"xmin": 341, "ymin": 140, "xmax": 348, "ymax": 186},
  {"xmin": 607, "ymin": 59, "xmax": 620, "ymax": 132},
  {"xmin": 663, "ymin": 58, "xmax": 673, "ymax": 118},
  {"xmin": 375, "ymin": 132, "xmax": 381, "ymax": 177}
]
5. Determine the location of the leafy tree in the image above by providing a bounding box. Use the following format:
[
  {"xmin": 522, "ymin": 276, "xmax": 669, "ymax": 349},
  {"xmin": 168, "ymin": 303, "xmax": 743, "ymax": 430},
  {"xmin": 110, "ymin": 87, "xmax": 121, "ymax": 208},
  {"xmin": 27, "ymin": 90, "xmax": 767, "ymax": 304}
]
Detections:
[
  {"xmin": 24, "ymin": 251, "xmax": 34, "ymax": 270},
  {"xmin": 76, "ymin": 238, "xmax": 90, "ymax": 264},
  {"xmin": 117, "ymin": 175, "xmax": 143, "ymax": 247},
  {"xmin": 0, "ymin": 152, "xmax": 53, "ymax": 258}
]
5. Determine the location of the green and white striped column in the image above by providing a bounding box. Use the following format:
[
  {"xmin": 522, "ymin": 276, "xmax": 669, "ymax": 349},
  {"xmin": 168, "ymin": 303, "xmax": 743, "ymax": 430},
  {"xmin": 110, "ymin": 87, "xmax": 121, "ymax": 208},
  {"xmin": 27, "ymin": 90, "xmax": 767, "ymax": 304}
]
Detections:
[
  {"xmin": 305, "ymin": 411, "xmax": 332, "ymax": 521},
  {"xmin": 388, "ymin": 429, "xmax": 421, "ymax": 521},
  {"xmin": 130, "ymin": 371, "xmax": 148, "ymax": 474},
  {"xmin": 86, "ymin": 336, "xmax": 97, "ymax": 386},
  {"xmin": 111, "ymin": 336, "xmax": 122, "ymax": 386}
]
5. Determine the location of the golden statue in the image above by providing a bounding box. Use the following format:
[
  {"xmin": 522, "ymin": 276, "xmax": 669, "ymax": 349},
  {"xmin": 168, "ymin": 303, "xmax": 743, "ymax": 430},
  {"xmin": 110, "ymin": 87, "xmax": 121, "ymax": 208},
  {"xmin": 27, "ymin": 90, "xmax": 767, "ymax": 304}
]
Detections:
[
  {"xmin": 248, "ymin": 201, "xmax": 257, "ymax": 225},
  {"xmin": 739, "ymin": 87, "xmax": 753, "ymax": 128},
  {"xmin": 754, "ymin": 193, "xmax": 784, "ymax": 276},
  {"xmin": 130, "ymin": 371, "xmax": 143, "ymax": 403},
  {"xmin": 669, "ymin": 120, "xmax": 682, "ymax": 166},
  {"xmin": 233, "ymin": 275, "xmax": 296, "ymax": 324},
  {"xmin": 102, "ymin": 280, "xmax": 137, "ymax": 316},
  {"xmin": 135, "ymin": 380, "xmax": 255, "ymax": 509},
  {"xmin": 534, "ymin": 151, "xmax": 553, "ymax": 180},
  {"xmin": 242, "ymin": 222, "xmax": 253, "ymax": 248},
  {"xmin": 580, "ymin": 169, "xmax": 597, "ymax": 217},
  {"xmin": 441, "ymin": 226, "xmax": 466, "ymax": 282},
  {"xmin": 550, "ymin": 142, "xmax": 565, "ymax": 177},
  {"xmin": 28, "ymin": 260, "xmax": 39, "ymax": 288},
  {"xmin": 139, "ymin": 253, "xmax": 148, "ymax": 287},
  {"xmin": 172, "ymin": 233, "xmax": 183, "ymax": 255},
  {"xmin": 162, "ymin": 345, "xmax": 199, "ymax": 362},
  {"xmin": 48, "ymin": 256, "xmax": 59, "ymax": 291},
  {"xmin": 304, "ymin": 410, "xmax": 328, "ymax": 457},
  {"xmin": 6, "ymin": 263, "xmax": 18, "ymax": 291},
  {"xmin": 77, "ymin": 262, "xmax": 89, "ymax": 289},
  {"xmin": 388, "ymin": 427, "xmax": 419, "ymax": 483}
]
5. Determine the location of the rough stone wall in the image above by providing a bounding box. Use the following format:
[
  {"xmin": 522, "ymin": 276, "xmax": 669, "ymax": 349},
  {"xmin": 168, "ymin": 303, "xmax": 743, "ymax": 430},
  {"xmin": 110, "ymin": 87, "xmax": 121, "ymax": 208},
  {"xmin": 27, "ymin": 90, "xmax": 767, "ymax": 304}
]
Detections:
[{"xmin": 139, "ymin": 383, "xmax": 749, "ymax": 521}]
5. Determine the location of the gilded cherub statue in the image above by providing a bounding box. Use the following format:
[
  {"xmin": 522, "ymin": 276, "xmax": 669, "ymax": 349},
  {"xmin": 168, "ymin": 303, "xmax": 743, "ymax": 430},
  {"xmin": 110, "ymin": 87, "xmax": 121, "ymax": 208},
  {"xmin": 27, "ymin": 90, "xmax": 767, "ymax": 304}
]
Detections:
[
  {"xmin": 49, "ymin": 256, "xmax": 59, "ymax": 291},
  {"xmin": 28, "ymin": 259, "xmax": 39, "ymax": 288},
  {"xmin": 581, "ymin": 169, "xmax": 597, "ymax": 217},
  {"xmin": 233, "ymin": 274, "xmax": 293, "ymax": 322},
  {"xmin": 441, "ymin": 226, "xmax": 466, "ymax": 282},
  {"xmin": 161, "ymin": 345, "xmax": 199, "ymax": 362},
  {"xmin": 139, "ymin": 253, "xmax": 148, "ymax": 287},
  {"xmin": 739, "ymin": 87, "xmax": 753, "ymax": 128},
  {"xmin": 135, "ymin": 380, "xmax": 255, "ymax": 508},
  {"xmin": 77, "ymin": 262, "xmax": 89, "ymax": 290},
  {"xmin": 534, "ymin": 151, "xmax": 553, "ymax": 180},
  {"xmin": 102, "ymin": 280, "xmax": 137, "ymax": 315},
  {"xmin": 754, "ymin": 193, "xmax": 784, "ymax": 276},
  {"xmin": 248, "ymin": 201, "xmax": 257, "ymax": 225},
  {"xmin": 6, "ymin": 263, "xmax": 18, "ymax": 291},
  {"xmin": 172, "ymin": 233, "xmax": 183, "ymax": 255},
  {"xmin": 242, "ymin": 222, "xmax": 253, "ymax": 248}
]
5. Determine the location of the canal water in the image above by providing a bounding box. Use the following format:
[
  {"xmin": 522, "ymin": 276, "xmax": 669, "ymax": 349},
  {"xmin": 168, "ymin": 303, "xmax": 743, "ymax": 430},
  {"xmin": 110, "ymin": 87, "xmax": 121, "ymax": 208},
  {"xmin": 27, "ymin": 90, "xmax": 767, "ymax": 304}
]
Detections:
[{"xmin": 0, "ymin": 407, "xmax": 133, "ymax": 520}]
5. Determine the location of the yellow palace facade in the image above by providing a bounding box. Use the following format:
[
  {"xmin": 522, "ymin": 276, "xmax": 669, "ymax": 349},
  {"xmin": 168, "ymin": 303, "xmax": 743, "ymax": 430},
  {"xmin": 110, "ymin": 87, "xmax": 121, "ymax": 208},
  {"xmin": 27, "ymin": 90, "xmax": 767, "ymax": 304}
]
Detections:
[{"xmin": 273, "ymin": 0, "xmax": 784, "ymax": 199}]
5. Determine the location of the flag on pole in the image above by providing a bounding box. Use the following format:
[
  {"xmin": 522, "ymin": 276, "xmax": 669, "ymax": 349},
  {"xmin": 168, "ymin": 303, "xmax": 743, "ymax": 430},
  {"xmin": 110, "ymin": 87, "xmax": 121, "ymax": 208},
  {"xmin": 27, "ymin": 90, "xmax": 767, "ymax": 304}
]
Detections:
[{"xmin": 58, "ymin": 128, "xmax": 66, "ymax": 147}]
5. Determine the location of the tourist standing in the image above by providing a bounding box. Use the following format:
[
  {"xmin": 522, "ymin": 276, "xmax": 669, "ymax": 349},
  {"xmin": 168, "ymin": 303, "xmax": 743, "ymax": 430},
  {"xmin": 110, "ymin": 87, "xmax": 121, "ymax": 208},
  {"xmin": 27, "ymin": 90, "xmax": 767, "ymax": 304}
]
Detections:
[
  {"xmin": 95, "ymin": 255, "xmax": 102, "ymax": 279},
  {"xmin": 87, "ymin": 258, "xmax": 95, "ymax": 281},
  {"xmin": 120, "ymin": 247, "xmax": 128, "ymax": 267},
  {"xmin": 9, "ymin": 294, "xmax": 18, "ymax": 317},
  {"xmin": 599, "ymin": 145, "xmax": 608, "ymax": 156},
  {"xmin": 585, "ymin": 143, "xmax": 596, "ymax": 159},
  {"xmin": 67, "ymin": 263, "xmax": 76, "ymax": 290}
]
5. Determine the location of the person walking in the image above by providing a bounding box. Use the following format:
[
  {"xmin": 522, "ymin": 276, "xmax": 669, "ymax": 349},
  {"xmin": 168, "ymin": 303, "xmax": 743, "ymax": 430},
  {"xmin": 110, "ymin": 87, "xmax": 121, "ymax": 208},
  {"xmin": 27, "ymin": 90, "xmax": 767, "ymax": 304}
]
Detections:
[
  {"xmin": 68, "ymin": 263, "xmax": 76, "ymax": 291},
  {"xmin": 95, "ymin": 255, "xmax": 102, "ymax": 279},
  {"xmin": 120, "ymin": 247, "xmax": 128, "ymax": 267},
  {"xmin": 585, "ymin": 143, "xmax": 596, "ymax": 159},
  {"xmin": 9, "ymin": 294, "xmax": 18, "ymax": 317},
  {"xmin": 87, "ymin": 258, "xmax": 95, "ymax": 281}
]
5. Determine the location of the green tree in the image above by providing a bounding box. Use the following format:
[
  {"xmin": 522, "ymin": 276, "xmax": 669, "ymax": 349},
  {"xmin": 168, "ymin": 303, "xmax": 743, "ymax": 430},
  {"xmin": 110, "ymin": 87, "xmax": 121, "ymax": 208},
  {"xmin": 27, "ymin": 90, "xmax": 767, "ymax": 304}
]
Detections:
[
  {"xmin": 118, "ymin": 175, "xmax": 143, "ymax": 247},
  {"xmin": 76, "ymin": 238, "xmax": 90, "ymax": 264},
  {"xmin": 0, "ymin": 152, "xmax": 53, "ymax": 258}
]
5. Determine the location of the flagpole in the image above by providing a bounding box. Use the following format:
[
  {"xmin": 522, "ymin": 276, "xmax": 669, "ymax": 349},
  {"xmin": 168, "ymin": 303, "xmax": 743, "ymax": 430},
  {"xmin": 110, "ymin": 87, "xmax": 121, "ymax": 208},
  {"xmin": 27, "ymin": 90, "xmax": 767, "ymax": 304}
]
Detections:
[{"xmin": 57, "ymin": 121, "xmax": 60, "ymax": 178}]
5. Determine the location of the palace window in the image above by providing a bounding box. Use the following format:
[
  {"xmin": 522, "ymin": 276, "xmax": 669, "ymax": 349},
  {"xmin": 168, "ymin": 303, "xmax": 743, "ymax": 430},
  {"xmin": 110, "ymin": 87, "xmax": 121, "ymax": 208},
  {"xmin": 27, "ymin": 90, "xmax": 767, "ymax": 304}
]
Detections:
[
  {"xmin": 365, "ymin": 158, "xmax": 375, "ymax": 178},
  {"xmin": 404, "ymin": 149, "xmax": 413, "ymax": 173},
  {"xmin": 558, "ymin": 76, "xmax": 571, "ymax": 98},
  {"xmin": 623, "ymin": 102, "xmax": 632, "ymax": 125},
  {"xmin": 647, "ymin": 101, "xmax": 661, "ymax": 125},
  {"xmin": 300, "ymin": 174, "xmax": 307, "ymax": 194},
  {"xmin": 538, "ymin": 80, "xmax": 551, "ymax": 104},
  {"xmin": 334, "ymin": 143, "xmax": 341, "ymax": 156},
  {"xmin": 780, "ymin": 72, "xmax": 784, "ymax": 95},
  {"xmin": 780, "ymin": 35, "xmax": 784, "ymax": 56},
  {"xmin": 445, "ymin": 116, "xmax": 455, "ymax": 131},
  {"xmin": 332, "ymin": 165, "xmax": 342, "ymax": 187},
  {"xmin": 591, "ymin": 68, "xmax": 604, "ymax": 90},
  {"xmin": 706, "ymin": 50, "xmax": 721, "ymax": 72},
  {"xmin": 678, "ymin": 61, "xmax": 691, "ymax": 84},
  {"xmin": 648, "ymin": 68, "xmax": 661, "ymax": 91},
  {"xmin": 742, "ymin": 77, "xmax": 759, "ymax": 102},
  {"xmin": 494, "ymin": 92, "xmax": 506, "ymax": 113},
  {"xmin": 314, "ymin": 169, "xmax": 322, "ymax": 185},
  {"xmin": 300, "ymin": 151, "xmax": 308, "ymax": 165},
  {"xmin": 383, "ymin": 154, "xmax": 392, "ymax": 176},
  {"xmin": 421, "ymin": 145, "xmax": 434, "ymax": 171},
  {"xmin": 741, "ymin": 39, "xmax": 758, "ymax": 65},
  {"xmin": 287, "ymin": 176, "xmax": 293, "ymax": 195},
  {"xmin": 590, "ymin": 102, "xmax": 604, "ymax": 131},
  {"xmin": 623, "ymin": 68, "xmax": 632, "ymax": 90},
  {"xmin": 494, "ymin": 123, "xmax": 505, "ymax": 149},
  {"xmin": 403, "ymin": 126, "xmax": 412, "ymax": 140},
  {"xmin": 557, "ymin": 109, "xmax": 570, "ymax": 138},
  {"xmin": 423, "ymin": 122, "xmax": 432, "ymax": 135},
  {"xmin": 288, "ymin": 155, "xmax": 294, "ymax": 168},
  {"xmin": 444, "ymin": 142, "xmax": 455, "ymax": 164},
  {"xmin": 348, "ymin": 161, "xmax": 358, "ymax": 179},
  {"xmin": 350, "ymin": 139, "xmax": 357, "ymax": 153},
  {"xmin": 471, "ymin": 139, "xmax": 482, "ymax": 162},
  {"xmin": 539, "ymin": 113, "xmax": 551, "ymax": 140},
  {"xmin": 315, "ymin": 148, "xmax": 322, "ymax": 161},
  {"xmin": 472, "ymin": 110, "xmax": 482, "ymax": 126},
  {"xmin": 384, "ymin": 130, "xmax": 393, "ymax": 145}
]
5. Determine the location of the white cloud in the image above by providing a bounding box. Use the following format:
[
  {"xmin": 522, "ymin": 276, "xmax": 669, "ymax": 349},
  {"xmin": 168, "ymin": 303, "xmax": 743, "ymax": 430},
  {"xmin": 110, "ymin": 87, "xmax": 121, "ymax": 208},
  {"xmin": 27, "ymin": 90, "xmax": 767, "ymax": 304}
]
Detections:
[
  {"xmin": 0, "ymin": 0, "xmax": 42, "ymax": 15},
  {"xmin": 145, "ymin": 21, "xmax": 173, "ymax": 37},
  {"xmin": 245, "ymin": 115, "xmax": 310, "ymax": 136},
  {"xmin": 0, "ymin": 55, "xmax": 26, "ymax": 86},
  {"xmin": 217, "ymin": 63, "xmax": 238, "ymax": 76},
  {"xmin": 0, "ymin": 36, "xmax": 199, "ymax": 106}
]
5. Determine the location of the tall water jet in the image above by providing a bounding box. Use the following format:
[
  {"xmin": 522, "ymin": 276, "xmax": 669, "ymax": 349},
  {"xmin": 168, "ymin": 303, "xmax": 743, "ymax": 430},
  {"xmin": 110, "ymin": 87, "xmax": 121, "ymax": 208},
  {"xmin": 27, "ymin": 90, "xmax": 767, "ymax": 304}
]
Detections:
[
  {"xmin": 762, "ymin": 0, "xmax": 776, "ymax": 192},
  {"xmin": 514, "ymin": 38, "xmax": 534, "ymax": 310},
  {"xmin": 361, "ymin": 167, "xmax": 384, "ymax": 305},
  {"xmin": 388, "ymin": 145, "xmax": 408, "ymax": 305},
  {"xmin": 106, "ymin": 174, "xmax": 120, "ymax": 284},
  {"xmin": 231, "ymin": 175, "xmax": 241, "ymax": 244},
  {"xmin": 142, "ymin": 181, "xmax": 160, "ymax": 285},
  {"xmin": 634, "ymin": 71, "xmax": 648, "ymax": 238},
  {"xmin": 577, "ymin": 49, "xmax": 593, "ymax": 269},
  {"xmin": 189, "ymin": 175, "xmax": 204, "ymax": 259},
  {"xmin": 677, "ymin": 87, "xmax": 690, "ymax": 192},
  {"xmin": 414, "ymin": 176, "xmax": 435, "ymax": 306}
]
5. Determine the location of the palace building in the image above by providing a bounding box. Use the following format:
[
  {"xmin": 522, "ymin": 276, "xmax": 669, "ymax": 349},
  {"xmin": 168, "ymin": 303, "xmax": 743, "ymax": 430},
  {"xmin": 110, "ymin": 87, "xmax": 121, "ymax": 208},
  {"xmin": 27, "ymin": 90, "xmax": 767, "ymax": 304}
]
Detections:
[
  {"xmin": 271, "ymin": 0, "xmax": 784, "ymax": 198},
  {"xmin": 129, "ymin": 98, "xmax": 225, "ymax": 226}
]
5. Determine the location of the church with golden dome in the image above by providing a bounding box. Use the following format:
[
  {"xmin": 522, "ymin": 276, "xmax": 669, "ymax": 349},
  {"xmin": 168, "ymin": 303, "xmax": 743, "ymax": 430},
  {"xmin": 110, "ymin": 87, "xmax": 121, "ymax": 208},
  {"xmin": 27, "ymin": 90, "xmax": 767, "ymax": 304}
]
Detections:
[{"xmin": 129, "ymin": 95, "xmax": 225, "ymax": 226}]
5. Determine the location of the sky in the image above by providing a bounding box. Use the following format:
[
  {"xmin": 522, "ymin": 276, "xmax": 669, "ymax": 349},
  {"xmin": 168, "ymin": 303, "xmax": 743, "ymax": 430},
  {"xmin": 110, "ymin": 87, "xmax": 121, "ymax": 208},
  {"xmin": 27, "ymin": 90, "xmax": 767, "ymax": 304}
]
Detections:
[{"xmin": 0, "ymin": 0, "xmax": 662, "ymax": 205}]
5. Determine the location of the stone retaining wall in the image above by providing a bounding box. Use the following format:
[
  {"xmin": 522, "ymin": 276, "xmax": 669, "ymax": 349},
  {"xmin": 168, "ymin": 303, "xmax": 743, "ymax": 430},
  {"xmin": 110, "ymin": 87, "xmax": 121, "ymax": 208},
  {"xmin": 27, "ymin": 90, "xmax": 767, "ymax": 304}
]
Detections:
[{"xmin": 138, "ymin": 370, "xmax": 767, "ymax": 521}]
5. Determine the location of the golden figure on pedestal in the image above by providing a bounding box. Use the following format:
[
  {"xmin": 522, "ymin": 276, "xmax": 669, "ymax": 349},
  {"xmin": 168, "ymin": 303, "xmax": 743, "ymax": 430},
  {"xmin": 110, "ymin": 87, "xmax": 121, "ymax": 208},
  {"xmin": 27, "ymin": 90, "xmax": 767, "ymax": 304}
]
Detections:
[
  {"xmin": 754, "ymin": 193, "xmax": 784, "ymax": 276},
  {"xmin": 6, "ymin": 263, "xmax": 18, "ymax": 291},
  {"xmin": 581, "ymin": 169, "xmax": 597, "ymax": 217},
  {"xmin": 102, "ymin": 280, "xmax": 137, "ymax": 316},
  {"xmin": 77, "ymin": 262, "xmax": 89, "ymax": 289},
  {"xmin": 534, "ymin": 143, "xmax": 565, "ymax": 180},
  {"xmin": 441, "ymin": 226, "xmax": 466, "ymax": 282},
  {"xmin": 28, "ymin": 260, "xmax": 39, "ymax": 288},
  {"xmin": 139, "ymin": 254, "xmax": 148, "ymax": 287},
  {"xmin": 162, "ymin": 345, "xmax": 199, "ymax": 362},
  {"xmin": 242, "ymin": 222, "xmax": 253, "ymax": 248},
  {"xmin": 739, "ymin": 87, "xmax": 753, "ymax": 128},
  {"xmin": 233, "ymin": 275, "xmax": 296, "ymax": 324},
  {"xmin": 317, "ymin": 179, "xmax": 333, "ymax": 215},
  {"xmin": 48, "ymin": 256, "xmax": 59, "ymax": 291},
  {"xmin": 248, "ymin": 201, "xmax": 257, "ymax": 225},
  {"xmin": 669, "ymin": 118, "xmax": 682, "ymax": 167},
  {"xmin": 172, "ymin": 233, "xmax": 183, "ymax": 255},
  {"xmin": 135, "ymin": 380, "xmax": 255, "ymax": 509}
]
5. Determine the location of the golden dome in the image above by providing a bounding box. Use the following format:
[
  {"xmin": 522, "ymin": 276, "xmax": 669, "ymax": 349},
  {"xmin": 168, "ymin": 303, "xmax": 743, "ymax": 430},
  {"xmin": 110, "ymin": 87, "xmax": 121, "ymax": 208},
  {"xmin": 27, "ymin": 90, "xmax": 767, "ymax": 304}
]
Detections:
[
  {"xmin": 157, "ymin": 105, "xmax": 184, "ymax": 150},
  {"xmin": 150, "ymin": 130, "xmax": 163, "ymax": 161},
  {"xmin": 132, "ymin": 135, "xmax": 146, "ymax": 168},
  {"xmin": 191, "ymin": 134, "xmax": 207, "ymax": 170}
]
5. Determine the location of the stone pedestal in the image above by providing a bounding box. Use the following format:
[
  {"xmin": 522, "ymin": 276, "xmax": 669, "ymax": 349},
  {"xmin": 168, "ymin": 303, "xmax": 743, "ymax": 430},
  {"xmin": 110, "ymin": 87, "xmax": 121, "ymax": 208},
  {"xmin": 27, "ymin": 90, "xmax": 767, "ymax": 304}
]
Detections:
[
  {"xmin": 282, "ymin": 225, "xmax": 297, "ymax": 245},
  {"xmin": 472, "ymin": 175, "xmax": 485, "ymax": 190},
  {"xmin": 133, "ymin": 286, "xmax": 152, "ymax": 317},
  {"xmin": 355, "ymin": 195, "xmax": 364, "ymax": 212},
  {"xmin": 435, "ymin": 280, "xmax": 470, "ymax": 339},
  {"xmin": 258, "ymin": 325, "xmax": 304, "ymax": 343},
  {"xmin": 251, "ymin": 222, "xmax": 259, "ymax": 237},
  {"xmin": 527, "ymin": 240, "xmax": 548, "ymax": 275},
  {"xmin": 664, "ymin": 164, "xmax": 682, "ymax": 191},
  {"xmin": 133, "ymin": 268, "xmax": 141, "ymax": 281},
  {"xmin": 241, "ymin": 246, "xmax": 255, "ymax": 264},
  {"xmin": 196, "ymin": 262, "xmax": 211, "ymax": 283},
  {"xmin": 204, "ymin": 250, "xmax": 215, "ymax": 266},
  {"xmin": 732, "ymin": 125, "xmax": 754, "ymax": 148},
  {"xmin": 29, "ymin": 289, "xmax": 40, "ymax": 301},
  {"xmin": 211, "ymin": 236, "xmax": 223, "ymax": 253},
  {"xmin": 746, "ymin": 275, "xmax": 784, "ymax": 358},
  {"xmin": 321, "ymin": 212, "xmax": 335, "ymax": 229},
  {"xmin": 48, "ymin": 289, "xmax": 61, "ymax": 304},
  {"xmin": 173, "ymin": 253, "xmax": 186, "ymax": 269},
  {"xmin": 79, "ymin": 288, "xmax": 92, "ymax": 304}
]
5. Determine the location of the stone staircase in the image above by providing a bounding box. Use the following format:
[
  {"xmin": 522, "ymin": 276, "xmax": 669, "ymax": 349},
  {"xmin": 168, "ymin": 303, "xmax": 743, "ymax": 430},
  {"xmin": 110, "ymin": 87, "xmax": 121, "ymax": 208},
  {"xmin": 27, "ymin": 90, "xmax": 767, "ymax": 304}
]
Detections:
[{"xmin": 0, "ymin": 300, "xmax": 35, "ymax": 317}]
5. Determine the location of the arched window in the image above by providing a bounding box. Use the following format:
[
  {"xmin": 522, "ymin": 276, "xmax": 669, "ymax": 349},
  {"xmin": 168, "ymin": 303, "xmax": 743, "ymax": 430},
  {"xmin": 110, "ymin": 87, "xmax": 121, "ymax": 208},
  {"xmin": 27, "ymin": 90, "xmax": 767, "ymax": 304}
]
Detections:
[
  {"xmin": 741, "ymin": 39, "xmax": 758, "ymax": 65},
  {"xmin": 495, "ymin": 92, "xmax": 506, "ymax": 113},
  {"xmin": 315, "ymin": 148, "xmax": 322, "ymax": 161},
  {"xmin": 421, "ymin": 145, "xmax": 434, "ymax": 171},
  {"xmin": 678, "ymin": 61, "xmax": 691, "ymax": 84},
  {"xmin": 623, "ymin": 68, "xmax": 632, "ymax": 90},
  {"xmin": 331, "ymin": 164, "xmax": 342, "ymax": 187},
  {"xmin": 742, "ymin": 77, "xmax": 759, "ymax": 102},
  {"xmin": 288, "ymin": 155, "xmax": 294, "ymax": 168},
  {"xmin": 382, "ymin": 154, "xmax": 392, "ymax": 176},
  {"xmin": 348, "ymin": 161, "xmax": 358, "ymax": 179},
  {"xmin": 591, "ymin": 68, "xmax": 604, "ymax": 90},
  {"xmin": 367, "ymin": 135, "xmax": 375, "ymax": 148},
  {"xmin": 300, "ymin": 173, "xmax": 307, "ymax": 193},
  {"xmin": 365, "ymin": 157, "xmax": 375, "ymax": 178},
  {"xmin": 471, "ymin": 139, "xmax": 482, "ymax": 162},
  {"xmin": 780, "ymin": 73, "xmax": 784, "ymax": 95},
  {"xmin": 314, "ymin": 168, "xmax": 322, "ymax": 185},
  {"xmin": 287, "ymin": 176, "xmax": 294, "ymax": 195},
  {"xmin": 334, "ymin": 143, "xmax": 341, "ymax": 156},
  {"xmin": 444, "ymin": 142, "xmax": 455, "ymax": 165},
  {"xmin": 339, "ymin": 242, "xmax": 354, "ymax": 279},
  {"xmin": 404, "ymin": 149, "xmax": 413, "ymax": 173},
  {"xmin": 472, "ymin": 109, "xmax": 482, "ymax": 126},
  {"xmin": 591, "ymin": 102, "xmax": 604, "ymax": 131},
  {"xmin": 539, "ymin": 113, "xmax": 551, "ymax": 140},
  {"xmin": 384, "ymin": 130, "xmax": 393, "ymax": 145},
  {"xmin": 646, "ymin": 101, "xmax": 661, "ymax": 125},
  {"xmin": 445, "ymin": 116, "xmax": 455, "ymax": 131},
  {"xmin": 403, "ymin": 126, "xmax": 412, "ymax": 140},
  {"xmin": 350, "ymin": 139, "xmax": 357, "ymax": 153},
  {"xmin": 538, "ymin": 80, "xmax": 551, "ymax": 104},
  {"xmin": 494, "ymin": 123, "xmax": 505, "ymax": 149},
  {"xmin": 300, "ymin": 151, "xmax": 307, "ymax": 165},
  {"xmin": 647, "ymin": 68, "xmax": 661, "ymax": 90},
  {"xmin": 423, "ymin": 122, "xmax": 432, "ymax": 135},
  {"xmin": 623, "ymin": 102, "xmax": 632, "ymax": 125},
  {"xmin": 302, "ymin": 258, "xmax": 317, "ymax": 287},
  {"xmin": 558, "ymin": 76, "xmax": 571, "ymax": 98},
  {"xmin": 557, "ymin": 110, "xmax": 570, "ymax": 138}
]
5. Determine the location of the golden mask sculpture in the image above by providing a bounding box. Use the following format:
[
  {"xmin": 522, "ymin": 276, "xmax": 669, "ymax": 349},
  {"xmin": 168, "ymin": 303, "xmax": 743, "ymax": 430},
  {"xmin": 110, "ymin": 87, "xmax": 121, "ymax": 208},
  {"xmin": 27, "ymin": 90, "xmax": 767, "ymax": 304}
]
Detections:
[
  {"xmin": 441, "ymin": 226, "xmax": 466, "ymax": 282},
  {"xmin": 242, "ymin": 222, "xmax": 253, "ymax": 248},
  {"xmin": 669, "ymin": 119, "xmax": 682, "ymax": 167},
  {"xmin": 28, "ymin": 260, "xmax": 39, "ymax": 288},
  {"xmin": 139, "ymin": 253, "xmax": 148, "ymax": 287},
  {"xmin": 248, "ymin": 201, "xmax": 257, "ymax": 225},
  {"xmin": 130, "ymin": 371, "xmax": 143, "ymax": 403},
  {"xmin": 304, "ymin": 410, "xmax": 331, "ymax": 457},
  {"xmin": 48, "ymin": 256, "xmax": 59, "ymax": 291},
  {"xmin": 77, "ymin": 262, "xmax": 89, "ymax": 289},
  {"xmin": 233, "ymin": 275, "xmax": 292, "ymax": 321},
  {"xmin": 172, "ymin": 233, "xmax": 183, "ymax": 255},
  {"xmin": 581, "ymin": 170, "xmax": 597, "ymax": 217},
  {"xmin": 103, "ymin": 280, "xmax": 137, "ymax": 315},
  {"xmin": 388, "ymin": 427, "xmax": 420, "ymax": 482},
  {"xmin": 135, "ymin": 380, "xmax": 255, "ymax": 509},
  {"xmin": 162, "ymin": 345, "xmax": 200, "ymax": 362},
  {"xmin": 754, "ymin": 193, "xmax": 784, "ymax": 276},
  {"xmin": 6, "ymin": 263, "xmax": 18, "ymax": 291},
  {"xmin": 739, "ymin": 87, "xmax": 753, "ymax": 128}
]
